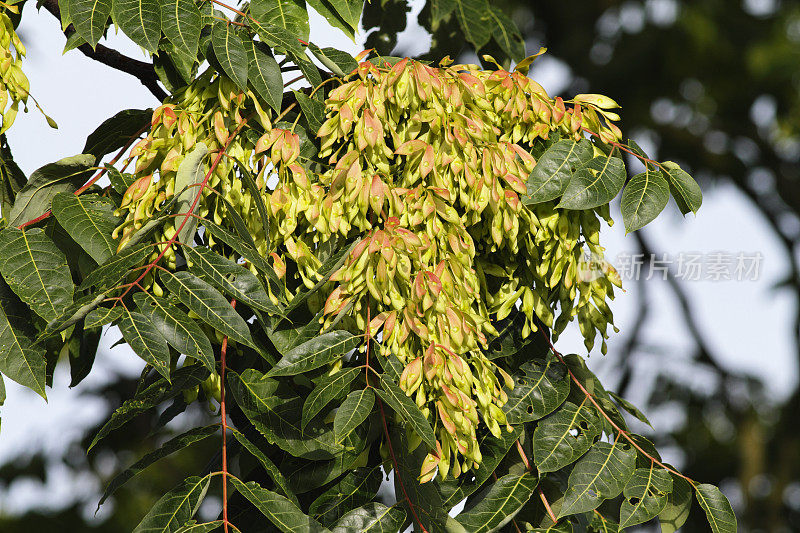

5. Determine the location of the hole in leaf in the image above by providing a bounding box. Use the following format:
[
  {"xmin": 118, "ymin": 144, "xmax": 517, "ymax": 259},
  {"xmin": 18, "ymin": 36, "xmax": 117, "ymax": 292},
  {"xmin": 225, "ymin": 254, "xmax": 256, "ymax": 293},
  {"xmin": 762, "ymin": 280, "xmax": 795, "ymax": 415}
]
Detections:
[
  {"xmin": 569, "ymin": 428, "xmax": 580, "ymax": 438},
  {"xmin": 527, "ymin": 406, "xmax": 534, "ymax": 414},
  {"xmin": 517, "ymin": 378, "xmax": 525, "ymax": 385},
  {"xmin": 579, "ymin": 421, "xmax": 589, "ymax": 430},
  {"xmin": 629, "ymin": 497, "xmax": 640, "ymax": 505}
]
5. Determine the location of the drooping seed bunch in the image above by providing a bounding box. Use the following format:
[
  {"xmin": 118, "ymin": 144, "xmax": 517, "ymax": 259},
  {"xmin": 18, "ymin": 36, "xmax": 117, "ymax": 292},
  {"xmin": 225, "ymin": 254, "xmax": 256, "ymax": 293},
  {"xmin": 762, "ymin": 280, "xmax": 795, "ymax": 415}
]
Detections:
[
  {"xmin": 0, "ymin": 5, "xmax": 28, "ymax": 134},
  {"xmin": 113, "ymin": 70, "xmax": 276, "ymax": 292},
  {"xmin": 267, "ymin": 58, "xmax": 624, "ymax": 480},
  {"xmin": 116, "ymin": 57, "xmax": 625, "ymax": 482}
]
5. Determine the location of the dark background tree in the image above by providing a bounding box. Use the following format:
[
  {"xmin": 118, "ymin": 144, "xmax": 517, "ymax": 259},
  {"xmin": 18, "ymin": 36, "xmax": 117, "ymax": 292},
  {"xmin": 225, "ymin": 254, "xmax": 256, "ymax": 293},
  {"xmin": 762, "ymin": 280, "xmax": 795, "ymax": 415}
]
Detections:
[{"xmin": 1, "ymin": 0, "xmax": 795, "ymax": 531}]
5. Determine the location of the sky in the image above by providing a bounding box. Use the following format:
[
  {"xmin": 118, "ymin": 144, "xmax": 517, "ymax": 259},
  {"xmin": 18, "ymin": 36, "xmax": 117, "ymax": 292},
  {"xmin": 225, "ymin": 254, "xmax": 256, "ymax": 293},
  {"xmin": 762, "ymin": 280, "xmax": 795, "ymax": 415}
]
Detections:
[{"xmin": 0, "ymin": 0, "xmax": 796, "ymax": 521}]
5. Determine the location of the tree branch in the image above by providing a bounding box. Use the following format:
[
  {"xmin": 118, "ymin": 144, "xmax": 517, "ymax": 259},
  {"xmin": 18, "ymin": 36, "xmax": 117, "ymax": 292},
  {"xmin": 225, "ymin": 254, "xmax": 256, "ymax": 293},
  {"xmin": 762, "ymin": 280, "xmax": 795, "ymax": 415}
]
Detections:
[{"xmin": 39, "ymin": 0, "xmax": 167, "ymax": 101}]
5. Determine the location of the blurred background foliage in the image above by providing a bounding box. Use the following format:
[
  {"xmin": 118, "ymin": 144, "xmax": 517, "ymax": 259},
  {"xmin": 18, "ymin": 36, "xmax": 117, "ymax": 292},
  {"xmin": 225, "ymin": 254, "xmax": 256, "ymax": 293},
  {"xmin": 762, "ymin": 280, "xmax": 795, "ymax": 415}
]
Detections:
[{"xmin": 1, "ymin": 0, "xmax": 799, "ymax": 531}]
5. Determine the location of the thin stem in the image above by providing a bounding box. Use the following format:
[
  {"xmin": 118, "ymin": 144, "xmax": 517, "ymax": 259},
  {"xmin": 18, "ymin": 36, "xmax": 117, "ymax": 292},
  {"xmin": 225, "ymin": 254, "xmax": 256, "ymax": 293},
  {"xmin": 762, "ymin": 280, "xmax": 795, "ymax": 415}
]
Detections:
[
  {"xmin": 115, "ymin": 118, "xmax": 249, "ymax": 302},
  {"xmin": 220, "ymin": 298, "xmax": 236, "ymax": 533},
  {"xmin": 18, "ymin": 122, "xmax": 148, "ymax": 229},
  {"xmin": 376, "ymin": 399, "xmax": 430, "ymax": 533},
  {"xmin": 284, "ymin": 75, "xmax": 305, "ymax": 88},
  {"xmin": 538, "ymin": 486, "xmax": 558, "ymax": 524},
  {"xmin": 539, "ymin": 329, "xmax": 697, "ymax": 487}
]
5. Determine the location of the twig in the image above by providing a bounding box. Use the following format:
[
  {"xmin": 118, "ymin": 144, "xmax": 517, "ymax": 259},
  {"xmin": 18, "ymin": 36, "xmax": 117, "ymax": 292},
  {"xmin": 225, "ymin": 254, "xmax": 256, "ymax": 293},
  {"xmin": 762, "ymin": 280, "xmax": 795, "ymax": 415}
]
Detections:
[
  {"xmin": 376, "ymin": 398, "xmax": 430, "ymax": 533},
  {"xmin": 220, "ymin": 298, "xmax": 236, "ymax": 533}
]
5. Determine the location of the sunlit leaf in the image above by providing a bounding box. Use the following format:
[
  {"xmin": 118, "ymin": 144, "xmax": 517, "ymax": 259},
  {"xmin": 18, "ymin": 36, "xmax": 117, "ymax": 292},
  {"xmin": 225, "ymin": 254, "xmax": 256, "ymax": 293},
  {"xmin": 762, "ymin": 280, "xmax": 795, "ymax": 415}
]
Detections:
[
  {"xmin": 112, "ymin": 0, "xmax": 162, "ymax": 51},
  {"xmin": 133, "ymin": 292, "xmax": 215, "ymax": 372},
  {"xmin": 119, "ymin": 307, "xmax": 171, "ymax": 381},
  {"xmin": 230, "ymin": 477, "xmax": 328, "ymax": 532},
  {"xmin": 558, "ymin": 440, "xmax": 636, "ymax": 517},
  {"xmin": 334, "ymin": 388, "xmax": 374, "ymax": 443},
  {"xmin": 455, "ymin": 473, "xmax": 538, "ymax": 532},
  {"xmin": 695, "ymin": 483, "xmax": 737, "ymax": 533},
  {"xmin": 0, "ymin": 227, "xmax": 74, "ymax": 322},
  {"xmin": 51, "ymin": 193, "xmax": 119, "ymax": 264},
  {"xmin": 98, "ymin": 425, "xmax": 218, "ymax": 508},
  {"xmin": 132, "ymin": 475, "xmax": 210, "ymax": 533}
]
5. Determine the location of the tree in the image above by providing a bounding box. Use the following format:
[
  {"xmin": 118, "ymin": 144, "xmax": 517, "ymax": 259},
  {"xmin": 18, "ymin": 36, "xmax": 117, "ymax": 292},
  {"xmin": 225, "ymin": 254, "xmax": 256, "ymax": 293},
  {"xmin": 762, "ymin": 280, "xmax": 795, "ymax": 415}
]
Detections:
[{"xmin": 0, "ymin": 0, "xmax": 738, "ymax": 531}]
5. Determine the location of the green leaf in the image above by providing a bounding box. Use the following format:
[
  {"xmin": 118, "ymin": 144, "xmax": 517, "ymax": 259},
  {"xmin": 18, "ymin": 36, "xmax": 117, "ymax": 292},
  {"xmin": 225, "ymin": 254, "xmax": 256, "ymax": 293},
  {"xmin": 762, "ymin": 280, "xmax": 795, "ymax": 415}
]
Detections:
[
  {"xmin": 454, "ymin": 0, "xmax": 493, "ymax": 50},
  {"xmin": 250, "ymin": 0, "xmax": 310, "ymax": 42},
  {"xmin": 133, "ymin": 292, "xmax": 215, "ymax": 372},
  {"xmin": 229, "ymin": 427, "xmax": 299, "ymax": 505},
  {"xmin": 503, "ymin": 357, "xmax": 570, "ymax": 424},
  {"xmin": 183, "ymin": 245, "xmax": 279, "ymax": 315},
  {"xmin": 7, "ymin": 153, "xmax": 95, "ymax": 227},
  {"xmin": 429, "ymin": 0, "xmax": 456, "ymax": 25},
  {"xmin": 268, "ymin": 330, "xmax": 360, "ymax": 377},
  {"xmin": 663, "ymin": 161, "xmax": 702, "ymax": 215},
  {"xmin": 619, "ymin": 466, "xmax": 673, "ymax": 528},
  {"xmin": 608, "ymin": 391, "xmax": 652, "ymax": 428},
  {"xmin": 440, "ymin": 425, "xmax": 522, "ymax": 507},
  {"xmin": 0, "ymin": 279, "xmax": 47, "ymax": 399},
  {"xmin": 334, "ymin": 388, "xmax": 374, "ymax": 443},
  {"xmin": 247, "ymin": 40, "xmax": 284, "ymax": 113},
  {"xmin": 173, "ymin": 142, "xmax": 208, "ymax": 246},
  {"xmin": 294, "ymin": 90, "xmax": 325, "ymax": 133},
  {"xmin": 524, "ymin": 139, "xmax": 592, "ymax": 204},
  {"xmin": 51, "ymin": 193, "xmax": 119, "ymax": 264},
  {"xmin": 133, "ymin": 475, "xmax": 210, "ymax": 533},
  {"xmin": 70, "ymin": 0, "xmax": 113, "ymax": 47},
  {"xmin": 85, "ymin": 305, "xmax": 123, "ymax": 328},
  {"xmin": 248, "ymin": 19, "xmax": 304, "ymax": 56},
  {"xmin": 175, "ymin": 522, "xmax": 223, "ymax": 533},
  {"xmin": 323, "ymin": 0, "xmax": 362, "ymax": 32},
  {"xmin": 533, "ymin": 400, "xmax": 602, "ymax": 473},
  {"xmin": 557, "ymin": 152, "xmax": 626, "ymax": 210},
  {"xmin": 659, "ymin": 473, "xmax": 692, "ymax": 533},
  {"xmin": 211, "ymin": 22, "xmax": 249, "ymax": 91},
  {"xmin": 161, "ymin": 270, "xmax": 256, "ymax": 349},
  {"xmin": 112, "ymin": 0, "xmax": 161, "ymax": 51},
  {"xmin": 89, "ymin": 364, "xmax": 209, "ymax": 450},
  {"xmin": 80, "ymin": 243, "xmax": 151, "ymax": 291},
  {"xmin": 331, "ymin": 502, "xmax": 406, "ymax": 533},
  {"xmin": 487, "ymin": 7, "xmax": 524, "ymax": 61},
  {"xmin": 230, "ymin": 477, "xmax": 329, "ymax": 533},
  {"xmin": 375, "ymin": 374, "xmax": 437, "ymax": 452},
  {"xmin": 98, "ymin": 425, "xmax": 218, "ymax": 508},
  {"xmin": 620, "ymin": 169, "xmax": 669, "ymax": 233},
  {"xmin": 228, "ymin": 369, "xmax": 344, "ymax": 458},
  {"xmin": 695, "ymin": 483, "xmax": 737, "ymax": 533},
  {"xmin": 455, "ymin": 473, "xmax": 538, "ymax": 532},
  {"xmin": 161, "ymin": 0, "xmax": 202, "ymax": 60},
  {"xmin": 389, "ymin": 429, "xmax": 449, "ymax": 532},
  {"xmin": 107, "ymin": 166, "xmax": 136, "ymax": 194},
  {"xmin": 38, "ymin": 292, "xmax": 106, "ymax": 340},
  {"xmin": 119, "ymin": 307, "xmax": 172, "ymax": 381},
  {"xmin": 0, "ymin": 227, "xmax": 74, "ymax": 322},
  {"xmin": 302, "ymin": 367, "xmax": 359, "ymax": 429},
  {"xmin": 304, "ymin": 0, "xmax": 356, "ymax": 40},
  {"xmin": 83, "ymin": 109, "xmax": 151, "ymax": 160},
  {"xmin": 310, "ymin": 467, "xmax": 382, "ymax": 526},
  {"xmin": 558, "ymin": 440, "xmax": 637, "ymax": 518},
  {"xmin": 288, "ymin": 50, "xmax": 323, "ymax": 87},
  {"xmin": 308, "ymin": 43, "xmax": 358, "ymax": 77},
  {"xmin": 201, "ymin": 219, "xmax": 277, "ymax": 285}
]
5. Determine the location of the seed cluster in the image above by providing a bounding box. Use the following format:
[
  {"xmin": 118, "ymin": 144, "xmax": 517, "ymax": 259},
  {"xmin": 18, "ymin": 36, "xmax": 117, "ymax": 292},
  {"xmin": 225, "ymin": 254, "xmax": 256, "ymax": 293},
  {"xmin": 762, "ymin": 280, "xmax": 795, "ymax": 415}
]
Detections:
[
  {"xmin": 270, "ymin": 59, "xmax": 623, "ymax": 479},
  {"xmin": 117, "ymin": 58, "xmax": 625, "ymax": 481},
  {"xmin": 0, "ymin": 8, "xmax": 28, "ymax": 134},
  {"xmin": 113, "ymin": 70, "xmax": 274, "ymax": 293}
]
